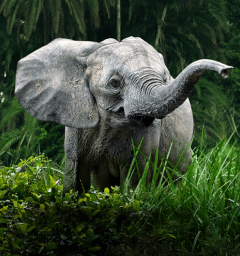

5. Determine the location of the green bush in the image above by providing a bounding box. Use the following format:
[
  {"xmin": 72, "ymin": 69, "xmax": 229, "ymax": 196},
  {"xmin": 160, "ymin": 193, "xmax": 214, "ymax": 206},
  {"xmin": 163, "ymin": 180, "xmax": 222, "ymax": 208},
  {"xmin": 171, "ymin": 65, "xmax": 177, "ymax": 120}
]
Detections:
[{"xmin": 0, "ymin": 137, "xmax": 240, "ymax": 255}]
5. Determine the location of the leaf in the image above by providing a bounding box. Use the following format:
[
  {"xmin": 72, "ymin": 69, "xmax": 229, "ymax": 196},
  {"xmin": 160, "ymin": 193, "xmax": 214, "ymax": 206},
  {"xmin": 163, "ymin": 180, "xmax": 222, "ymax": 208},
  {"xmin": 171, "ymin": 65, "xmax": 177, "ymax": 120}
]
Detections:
[
  {"xmin": 166, "ymin": 233, "xmax": 176, "ymax": 239},
  {"xmin": 78, "ymin": 197, "xmax": 87, "ymax": 203},
  {"xmin": 48, "ymin": 175, "xmax": 56, "ymax": 189},
  {"xmin": 0, "ymin": 190, "xmax": 6, "ymax": 199},
  {"xmin": 40, "ymin": 204, "xmax": 45, "ymax": 211},
  {"xmin": 77, "ymin": 224, "xmax": 83, "ymax": 232},
  {"xmin": 26, "ymin": 226, "xmax": 35, "ymax": 233},
  {"xmin": 48, "ymin": 241, "xmax": 57, "ymax": 250},
  {"xmin": 13, "ymin": 200, "xmax": 18, "ymax": 208},
  {"xmin": 86, "ymin": 228, "xmax": 94, "ymax": 239},
  {"xmin": 104, "ymin": 187, "xmax": 110, "ymax": 194},
  {"xmin": 113, "ymin": 194, "xmax": 120, "ymax": 201},
  {"xmin": 63, "ymin": 193, "xmax": 71, "ymax": 201},
  {"xmin": 79, "ymin": 234, "xmax": 86, "ymax": 239},
  {"xmin": 90, "ymin": 246, "xmax": 101, "ymax": 251},
  {"xmin": 38, "ymin": 246, "xmax": 44, "ymax": 254},
  {"xmin": 91, "ymin": 209, "xmax": 100, "ymax": 217},
  {"xmin": 132, "ymin": 200, "xmax": 140, "ymax": 212},
  {"xmin": 43, "ymin": 227, "xmax": 52, "ymax": 233},
  {"xmin": 82, "ymin": 206, "xmax": 93, "ymax": 216},
  {"xmin": 106, "ymin": 208, "xmax": 115, "ymax": 219},
  {"xmin": 17, "ymin": 223, "xmax": 28, "ymax": 232},
  {"xmin": 13, "ymin": 242, "xmax": 21, "ymax": 249},
  {"xmin": 157, "ymin": 229, "xmax": 164, "ymax": 235},
  {"xmin": 8, "ymin": 0, "xmax": 20, "ymax": 34},
  {"xmin": 0, "ymin": 0, "xmax": 9, "ymax": 13},
  {"xmin": 35, "ymin": 160, "xmax": 43, "ymax": 167},
  {"xmin": 31, "ymin": 192, "xmax": 40, "ymax": 199},
  {"xmin": 127, "ymin": 226, "xmax": 132, "ymax": 230}
]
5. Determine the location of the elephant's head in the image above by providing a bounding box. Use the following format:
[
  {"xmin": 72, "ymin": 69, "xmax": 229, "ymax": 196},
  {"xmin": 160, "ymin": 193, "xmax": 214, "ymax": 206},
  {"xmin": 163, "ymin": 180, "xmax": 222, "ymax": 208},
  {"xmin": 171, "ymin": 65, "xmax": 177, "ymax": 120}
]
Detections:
[{"xmin": 15, "ymin": 37, "xmax": 233, "ymax": 129}]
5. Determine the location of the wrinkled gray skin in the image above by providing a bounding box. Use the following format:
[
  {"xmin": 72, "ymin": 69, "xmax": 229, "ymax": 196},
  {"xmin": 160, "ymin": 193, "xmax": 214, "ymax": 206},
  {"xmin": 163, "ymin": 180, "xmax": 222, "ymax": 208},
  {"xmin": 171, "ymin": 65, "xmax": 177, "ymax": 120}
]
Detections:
[{"xmin": 15, "ymin": 37, "xmax": 233, "ymax": 196}]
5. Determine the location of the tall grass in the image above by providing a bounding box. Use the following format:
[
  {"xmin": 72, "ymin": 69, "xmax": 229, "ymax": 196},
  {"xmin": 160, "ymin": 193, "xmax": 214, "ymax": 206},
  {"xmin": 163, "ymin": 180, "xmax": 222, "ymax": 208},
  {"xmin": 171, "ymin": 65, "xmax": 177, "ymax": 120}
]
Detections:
[{"xmin": 119, "ymin": 132, "xmax": 240, "ymax": 254}]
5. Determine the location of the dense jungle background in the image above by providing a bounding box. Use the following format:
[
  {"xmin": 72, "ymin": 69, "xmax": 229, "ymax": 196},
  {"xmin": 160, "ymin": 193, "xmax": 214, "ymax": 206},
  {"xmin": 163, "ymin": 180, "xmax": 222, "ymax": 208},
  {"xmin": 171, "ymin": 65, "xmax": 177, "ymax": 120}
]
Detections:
[{"xmin": 0, "ymin": 0, "xmax": 240, "ymax": 167}]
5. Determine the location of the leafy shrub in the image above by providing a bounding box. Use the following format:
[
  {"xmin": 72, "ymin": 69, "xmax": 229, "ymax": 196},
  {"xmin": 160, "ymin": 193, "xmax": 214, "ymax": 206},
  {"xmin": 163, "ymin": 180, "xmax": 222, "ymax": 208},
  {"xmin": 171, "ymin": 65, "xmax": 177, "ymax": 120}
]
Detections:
[{"xmin": 0, "ymin": 137, "xmax": 240, "ymax": 255}]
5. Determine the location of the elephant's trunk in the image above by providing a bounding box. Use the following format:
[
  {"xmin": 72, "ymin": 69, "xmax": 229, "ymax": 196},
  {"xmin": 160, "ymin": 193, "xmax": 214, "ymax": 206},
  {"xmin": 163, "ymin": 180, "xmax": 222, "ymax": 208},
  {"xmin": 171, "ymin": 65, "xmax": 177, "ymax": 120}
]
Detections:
[{"xmin": 125, "ymin": 59, "xmax": 233, "ymax": 120}]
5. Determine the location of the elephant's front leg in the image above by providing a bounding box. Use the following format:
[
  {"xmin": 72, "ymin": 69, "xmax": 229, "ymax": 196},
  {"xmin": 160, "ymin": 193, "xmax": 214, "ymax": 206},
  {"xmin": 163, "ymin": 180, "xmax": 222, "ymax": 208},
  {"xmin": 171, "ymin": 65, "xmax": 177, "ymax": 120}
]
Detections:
[
  {"xmin": 63, "ymin": 158, "xmax": 81, "ymax": 196},
  {"xmin": 62, "ymin": 127, "xmax": 89, "ymax": 196}
]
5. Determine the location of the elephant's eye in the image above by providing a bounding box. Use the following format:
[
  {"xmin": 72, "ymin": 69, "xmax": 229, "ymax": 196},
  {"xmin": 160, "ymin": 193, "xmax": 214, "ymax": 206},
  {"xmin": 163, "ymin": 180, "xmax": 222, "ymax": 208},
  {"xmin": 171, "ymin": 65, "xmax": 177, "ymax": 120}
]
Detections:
[
  {"xmin": 163, "ymin": 71, "xmax": 168, "ymax": 83},
  {"xmin": 109, "ymin": 76, "xmax": 120, "ymax": 88}
]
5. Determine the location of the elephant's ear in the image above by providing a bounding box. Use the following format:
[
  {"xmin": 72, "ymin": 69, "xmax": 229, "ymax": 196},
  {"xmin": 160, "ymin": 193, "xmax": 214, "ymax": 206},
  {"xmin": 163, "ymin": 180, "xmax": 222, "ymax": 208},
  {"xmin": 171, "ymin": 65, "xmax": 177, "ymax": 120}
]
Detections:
[{"xmin": 15, "ymin": 38, "xmax": 102, "ymax": 129}]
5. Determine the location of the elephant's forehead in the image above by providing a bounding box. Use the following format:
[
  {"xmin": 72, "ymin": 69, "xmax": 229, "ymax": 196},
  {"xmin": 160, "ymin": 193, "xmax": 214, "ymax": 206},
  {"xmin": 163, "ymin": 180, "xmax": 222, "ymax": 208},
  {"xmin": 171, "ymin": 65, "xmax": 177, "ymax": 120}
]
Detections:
[
  {"xmin": 114, "ymin": 42, "xmax": 156, "ymax": 56},
  {"xmin": 95, "ymin": 42, "xmax": 162, "ymax": 67}
]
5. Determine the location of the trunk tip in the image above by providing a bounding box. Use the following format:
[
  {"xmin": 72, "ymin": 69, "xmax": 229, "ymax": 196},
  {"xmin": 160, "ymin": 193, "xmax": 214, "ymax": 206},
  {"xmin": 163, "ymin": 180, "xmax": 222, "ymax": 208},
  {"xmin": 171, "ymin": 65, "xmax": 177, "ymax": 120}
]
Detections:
[{"xmin": 220, "ymin": 66, "xmax": 234, "ymax": 79}]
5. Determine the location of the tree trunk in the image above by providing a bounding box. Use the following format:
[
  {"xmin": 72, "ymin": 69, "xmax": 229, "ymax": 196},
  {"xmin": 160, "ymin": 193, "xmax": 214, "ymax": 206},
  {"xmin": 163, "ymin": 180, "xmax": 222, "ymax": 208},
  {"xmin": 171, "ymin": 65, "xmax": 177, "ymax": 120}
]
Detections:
[
  {"xmin": 117, "ymin": 0, "xmax": 121, "ymax": 41},
  {"xmin": 155, "ymin": 5, "xmax": 168, "ymax": 54}
]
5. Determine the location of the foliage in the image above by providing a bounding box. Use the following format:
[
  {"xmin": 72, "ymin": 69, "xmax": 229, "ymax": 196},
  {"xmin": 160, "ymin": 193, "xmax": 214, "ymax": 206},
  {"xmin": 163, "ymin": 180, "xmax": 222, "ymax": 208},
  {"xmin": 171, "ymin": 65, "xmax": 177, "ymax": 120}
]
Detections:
[
  {"xmin": 0, "ymin": 97, "xmax": 43, "ymax": 166},
  {"xmin": 1, "ymin": 137, "xmax": 240, "ymax": 255},
  {"xmin": 121, "ymin": 0, "xmax": 228, "ymax": 77},
  {"xmin": 0, "ymin": 0, "xmax": 101, "ymax": 43},
  {"xmin": 189, "ymin": 0, "xmax": 240, "ymax": 153},
  {"xmin": 35, "ymin": 121, "xmax": 65, "ymax": 165},
  {"xmin": 190, "ymin": 76, "xmax": 236, "ymax": 152},
  {"xmin": 0, "ymin": 154, "xmax": 175, "ymax": 256}
]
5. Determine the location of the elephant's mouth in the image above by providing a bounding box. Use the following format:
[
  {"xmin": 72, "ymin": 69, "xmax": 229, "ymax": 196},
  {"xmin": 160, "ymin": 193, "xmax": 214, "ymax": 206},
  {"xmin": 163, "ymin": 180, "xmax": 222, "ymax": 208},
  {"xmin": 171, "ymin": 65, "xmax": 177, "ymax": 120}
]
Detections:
[
  {"xmin": 131, "ymin": 115, "xmax": 155, "ymax": 127},
  {"xmin": 115, "ymin": 107, "xmax": 155, "ymax": 127}
]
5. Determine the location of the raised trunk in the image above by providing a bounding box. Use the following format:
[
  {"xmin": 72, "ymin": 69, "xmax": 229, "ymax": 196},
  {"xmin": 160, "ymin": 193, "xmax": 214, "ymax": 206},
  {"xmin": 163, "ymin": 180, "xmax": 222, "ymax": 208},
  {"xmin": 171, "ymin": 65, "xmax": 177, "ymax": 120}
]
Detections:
[{"xmin": 125, "ymin": 59, "xmax": 233, "ymax": 120}]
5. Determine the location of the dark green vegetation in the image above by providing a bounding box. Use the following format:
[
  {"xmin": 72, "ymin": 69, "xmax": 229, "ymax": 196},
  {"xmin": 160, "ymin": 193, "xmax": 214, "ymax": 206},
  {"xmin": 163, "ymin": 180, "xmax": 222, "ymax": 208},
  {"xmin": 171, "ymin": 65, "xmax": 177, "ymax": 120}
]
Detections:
[
  {"xmin": 1, "ymin": 138, "xmax": 240, "ymax": 255},
  {"xmin": 0, "ymin": 0, "xmax": 240, "ymax": 255}
]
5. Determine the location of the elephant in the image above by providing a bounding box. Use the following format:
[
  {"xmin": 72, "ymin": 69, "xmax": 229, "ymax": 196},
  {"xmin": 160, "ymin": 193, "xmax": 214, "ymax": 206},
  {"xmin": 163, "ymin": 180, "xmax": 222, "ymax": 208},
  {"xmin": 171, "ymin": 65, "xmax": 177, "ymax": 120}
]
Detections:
[{"xmin": 15, "ymin": 36, "xmax": 233, "ymax": 196}]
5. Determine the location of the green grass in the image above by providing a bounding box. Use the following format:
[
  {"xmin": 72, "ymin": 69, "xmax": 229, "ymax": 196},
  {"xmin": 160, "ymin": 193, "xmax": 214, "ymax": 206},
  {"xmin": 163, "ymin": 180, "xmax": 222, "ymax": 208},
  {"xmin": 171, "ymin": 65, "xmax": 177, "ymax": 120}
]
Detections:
[{"xmin": 0, "ymin": 135, "xmax": 240, "ymax": 255}]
